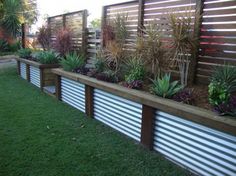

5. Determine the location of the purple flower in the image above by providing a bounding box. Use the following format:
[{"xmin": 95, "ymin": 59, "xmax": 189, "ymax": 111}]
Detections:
[{"xmin": 214, "ymin": 96, "xmax": 236, "ymax": 116}]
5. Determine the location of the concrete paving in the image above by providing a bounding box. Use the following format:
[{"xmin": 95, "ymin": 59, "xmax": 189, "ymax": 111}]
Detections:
[{"xmin": 0, "ymin": 55, "xmax": 18, "ymax": 69}]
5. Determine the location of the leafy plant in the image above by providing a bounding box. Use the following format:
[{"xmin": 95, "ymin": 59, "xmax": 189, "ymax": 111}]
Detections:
[
  {"xmin": 151, "ymin": 73, "xmax": 183, "ymax": 98},
  {"xmin": 112, "ymin": 13, "xmax": 128, "ymax": 45},
  {"xmin": 54, "ymin": 28, "xmax": 73, "ymax": 56},
  {"xmin": 37, "ymin": 50, "xmax": 59, "ymax": 64},
  {"xmin": 37, "ymin": 25, "xmax": 51, "ymax": 51},
  {"xmin": 208, "ymin": 82, "xmax": 230, "ymax": 107},
  {"xmin": 211, "ymin": 64, "xmax": 236, "ymax": 93},
  {"xmin": 125, "ymin": 56, "xmax": 146, "ymax": 82},
  {"xmin": 74, "ymin": 67, "xmax": 90, "ymax": 75},
  {"xmin": 60, "ymin": 52, "xmax": 85, "ymax": 72},
  {"xmin": 173, "ymin": 88, "xmax": 195, "ymax": 105},
  {"xmin": 214, "ymin": 96, "xmax": 236, "ymax": 117},
  {"xmin": 18, "ymin": 48, "xmax": 31, "ymax": 59},
  {"xmin": 95, "ymin": 59, "xmax": 106, "ymax": 73},
  {"xmin": 0, "ymin": 39, "xmax": 9, "ymax": 51},
  {"xmin": 102, "ymin": 24, "xmax": 115, "ymax": 47},
  {"xmin": 168, "ymin": 11, "xmax": 200, "ymax": 86}
]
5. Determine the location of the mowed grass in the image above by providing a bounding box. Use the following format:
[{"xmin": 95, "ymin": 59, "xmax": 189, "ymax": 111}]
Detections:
[{"xmin": 0, "ymin": 67, "xmax": 191, "ymax": 176}]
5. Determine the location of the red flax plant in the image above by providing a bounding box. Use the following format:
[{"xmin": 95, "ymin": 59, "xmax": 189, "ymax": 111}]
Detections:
[
  {"xmin": 37, "ymin": 25, "xmax": 51, "ymax": 51},
  {"xmin": 54, "ymin": 28, "xmax": 73, "ymax": 57}
]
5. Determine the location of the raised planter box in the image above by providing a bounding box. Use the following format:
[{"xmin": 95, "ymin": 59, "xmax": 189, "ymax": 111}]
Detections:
[
  {"xmin": 52, "ymin": 68, "xmax": 236, "ymax": 176},
  {"xmin": 16, "ymin": 58, "xmax": 59, "ymax": 92}
]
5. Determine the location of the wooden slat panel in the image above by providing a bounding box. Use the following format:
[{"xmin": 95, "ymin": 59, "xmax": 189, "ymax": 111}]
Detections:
[{"xmin": 204, "ymin": 1, "xmax": 236, "ymax": 9}]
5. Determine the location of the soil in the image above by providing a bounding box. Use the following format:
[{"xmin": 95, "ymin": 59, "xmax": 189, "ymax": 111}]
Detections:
[{"xmin": 189, "ymin": 85, "xmax": 212, "ymax": 110}]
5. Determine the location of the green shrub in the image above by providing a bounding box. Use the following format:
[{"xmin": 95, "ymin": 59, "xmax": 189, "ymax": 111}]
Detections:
[
  {"xmin": 125, "ymin": 56, "xmax": 145, "ymax": 82},
  {"xmin": 37, "ymin": 51, "xmax": 59, "ymax": 64},
  {"xmin": 9, "ymin": 41, "xmax": 21, "ymax": 52},
  {"xmin": 60, "ymin": 52, "xmax": 85, "ymax": 72},
  {"xmin": 151, "ymin": 73, "xmax": 183, "ymax": 98},
  {"xmin": 211, "ymin": 64, "xmax": 236, "ymax": 93},
  {"xmin": 95, "ymin": 59, "xmax": 106, "ymax": 72},
  {"xmin": 0, "ymin": 39, "xmax": 9, "ymax": 51},
  {"xmin": 208, "ymin": 82, "xmax": 230, "ymax": 106},
  {"xmin": 18, "ymin": 48, "xmax": 32, "ymax": 59}
]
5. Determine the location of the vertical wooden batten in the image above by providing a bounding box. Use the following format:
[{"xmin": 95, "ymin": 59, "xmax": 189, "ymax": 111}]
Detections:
[
  {"xmin": 101, "ymin": 6, "xmax": 107, "ymax": 47},
  {"xmin": 55, "ymin": 75, "xmax": 61, "ymax": 100},
  {"xmin": 137, "ymin": 0, "xmax": 145, "ymax": 34},
  {"xmin": 141, "ymin": 105, "xmax": 155, "ymax": 150},
  {"xmin": 85, "ymin": 85, "xmax": 94, "ymax": 117},
  {"xmin": 40, "ymin": 68, "xmax": 44, "ymax": 91},
  {"xmin": 188, "ymin": 0, "xmax": 204, "ymax": 85},
  {"xmin": 82, "ymin": 10, "xmax": 88, "ymax": 56},
  {"xmin": 26, "ymin": 64, "xmax": 30, "ymax": 82},
  {"xmin": 17, "ymin": 61, "xmax": 21, "ymax": 75}
]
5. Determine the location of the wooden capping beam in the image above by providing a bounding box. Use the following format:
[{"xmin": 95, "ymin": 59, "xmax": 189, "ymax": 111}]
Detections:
[
  {"xmin": 85, "ymin": 85, "xmax": 94, "ymax": 117},
  {"xmin": 51, "ymin": 68, "xmax": 236, "ymax": 136},
  {"xmin": 137, "ymin": 0, "xmax": 144, "ymax": 33},
  {"xmin": 26, "ymin": 64, "xmax": 30, "ymax": 82},
  {"xmin": 17, "ymin": 61, "xmax": 21, "ymax": 75},
  {"xmin": 188, "ymin": 0, "xmax": 204, "ymax": 85},
  {"xmin": 55, "ymin": 75, "xmax": 61, "ymax": 100},
  {"xmin": 141, "ymin": 105, "xmax": 155, "ymax": 150}
]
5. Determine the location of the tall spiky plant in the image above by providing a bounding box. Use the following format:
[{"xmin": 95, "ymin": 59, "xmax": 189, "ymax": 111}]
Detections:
[
  {"xmin": 168, "ymin": 10, "xmax": 200, "ymax": 86},
  {"xmin": 135, "ymin": 21, "xmax": 167, "ymax": 78}
]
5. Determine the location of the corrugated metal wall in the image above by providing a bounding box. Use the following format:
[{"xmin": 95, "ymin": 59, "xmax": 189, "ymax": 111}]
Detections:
[
  {"xmin": 29, "ymin": 66, "xmax": 40, "ymax": 88},
  {"xmin": 153, "ymin": 111, "xmax": 236, "ymax": 176},
  {"xmin": 61, "ymin": 77, "xmax": 85, "ymax": 113},
  {"xmin": 20, "ymin": 62, "xmax": 27, "ymax": 80},
  {"xmin": 93, "ymin": 89, "xmax": 142, "ymax": 141}
]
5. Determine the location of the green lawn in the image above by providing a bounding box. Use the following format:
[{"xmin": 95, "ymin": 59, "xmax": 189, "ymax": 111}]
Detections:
[{"xmin": 0, "ymin": 67, "xmax": 191, "ymax": 176}]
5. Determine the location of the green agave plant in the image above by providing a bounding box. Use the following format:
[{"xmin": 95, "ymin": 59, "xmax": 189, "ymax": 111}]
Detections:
[
  {"xmin": 60, "ymin": 52, "xmax": 85, "ymax": 72},
  {"xmin": 151, "ymin": 73, "xmax": 183, "ymax": 98},
  {"xmin": 36, "ymin": 50, "xmax": 59, "ymax": 64}
]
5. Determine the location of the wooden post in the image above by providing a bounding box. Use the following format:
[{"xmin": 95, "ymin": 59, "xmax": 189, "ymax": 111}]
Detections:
[
  {"xmin": 55, "ymin": 75, "xmax": 61, "ymax": 100},
  {"xmin": 40, "ymin": 68, "xmax": 44, "ymax": 91},
  {"xmin": 137, "ymin": 0, "xmax": 145, "ymax": 33},
  {"xmin": 101, "ymin": 6, "xmax": 107, "ymax": 47},
  {"xmin": 85, "ymin": 85, "xmax": 94, "ymax": 117},
  {"xmin": 82, "ymin": 10, "xmax": 88, "ymax": 55},
  {"xmin": 141, "ymin": 105, "xmax": 155, "ymax": 150},
  {"xmin": 188, "ymin": 0, "xmax": 204, "ymax": 85},
  {"xmin": 26, "ymin": 64, "xmax": 30, "ymax": 82},
  {"xmin": 17, "ymin": 61, "xmax": 21, "ymax": 75},
  {"xmin": 21, "ymin": 23, "xmax": 26, "ymax": 48}
]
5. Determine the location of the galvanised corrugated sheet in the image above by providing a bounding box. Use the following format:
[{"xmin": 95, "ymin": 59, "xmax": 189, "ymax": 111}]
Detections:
[
  {"xmin": 20, "ymin": 62, "xmax": 27, "ymax": 80},
  {"xmin": 30, "ymin": 66, "xmax": 40, "ymax": 88},
  {"xmin": 154, "ymin": 111, "xmax": 236, "ymax": 176},
  {"xmin": 94, "ymin": 89, "xmax": 142, "ymax": 141},
  {"xmin": 61, "ymin": 77, "xmax": 85, "ymax": 113}
]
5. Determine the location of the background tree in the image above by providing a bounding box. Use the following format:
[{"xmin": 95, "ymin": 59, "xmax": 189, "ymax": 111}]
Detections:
[
  {"xmin": 0, "ymin": 0, "xmax": 38, "ymax": 38},
  {"xmin": 90, "ymin": 18, "xmax": 101, "ymax": 29}
]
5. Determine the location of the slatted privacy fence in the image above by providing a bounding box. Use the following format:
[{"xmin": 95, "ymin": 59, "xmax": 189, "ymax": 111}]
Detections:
[
  {"xmin": 86, "ymin": 29, "xmax": 101, "ymax": 68},
  {"xmin": 93, "ymin": 88, "xmax": 142, "ymax": 141},
  {"xmin": 102, "ymin": 0, "xmax": 236, "ymax": 84},
  {"xmin": 20, "ymin": 62, "xmax": 27, "ymax": 80},
  {"xmin": 197, "ymin": 0, "xmax": 236, "ymax": 84},
  {"xmin": 29, "ymin": 66, "xmax": 40, "ymax": 88},
  {"xmin": 61, "ymin": 77, "xmax": 85, "ymax": 113},
  {"xmin": 48, "ymin": 10, "xmax": 88, "ymax": 53}
]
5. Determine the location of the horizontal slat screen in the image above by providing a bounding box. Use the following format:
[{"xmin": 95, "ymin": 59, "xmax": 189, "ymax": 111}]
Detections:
[
  {"xmin": 94, "ymin": 89, "xmax": 142, "ymax": 141},
  {"xmin": 20, "ymin": 62, "xmax": 27, "ymax": 80},
  {"xmin": 29, "ymin": 66, "xmax": 40, "ymax": 88},
  {"xmin": 196, "ymin": 0, "xmax": 236, "ymax": 84},
  {"xmin": 61, "ymin": 77, "xmax": 85, "ymax": 113},
  {"xmin": 154, "ymin": 110, "xmax": 236, "ymax": 176},
  {"xmin": 105, "ymin": 1, "xmax": 139, "ymax": 47},
  {"xmin": 48, "ymin": 10, "xmax": 86, "ymax": 52}
]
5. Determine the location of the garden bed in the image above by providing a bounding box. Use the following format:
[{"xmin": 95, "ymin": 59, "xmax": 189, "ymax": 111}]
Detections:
[
  {"xmin": 15, "ymin": 57, "xmax": 59, "ymax": 93},
  {"xmin": 52, "ymin": 68, "xmax": 236, "ymax": 176}
]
